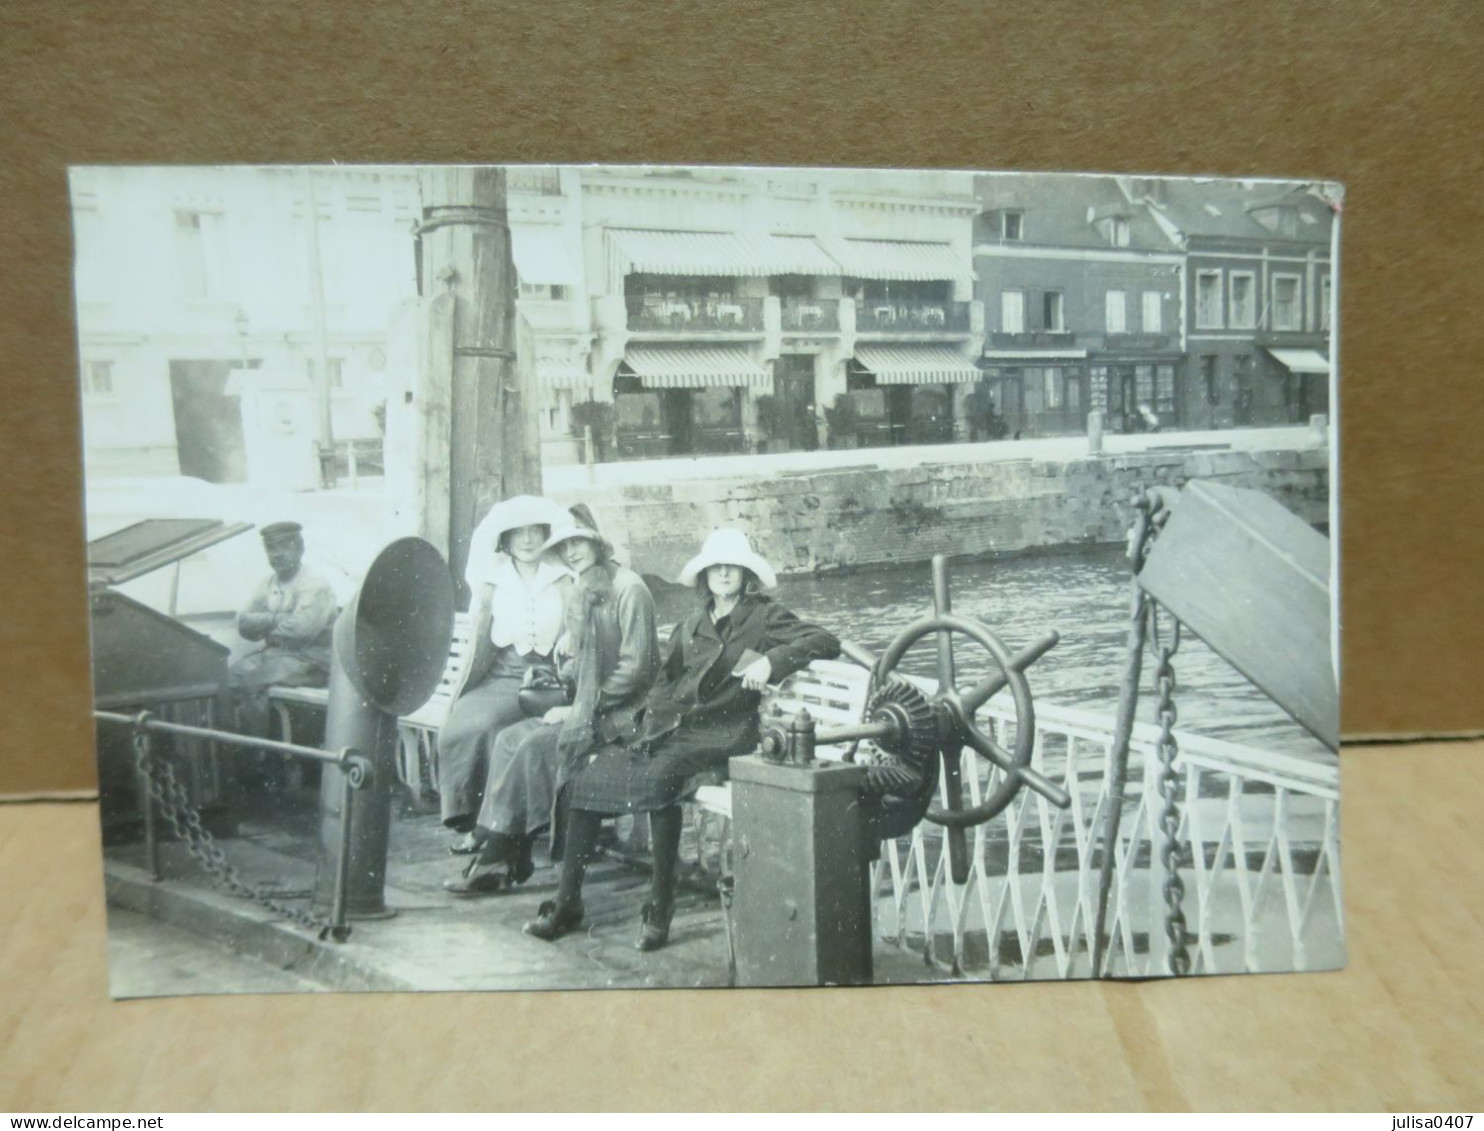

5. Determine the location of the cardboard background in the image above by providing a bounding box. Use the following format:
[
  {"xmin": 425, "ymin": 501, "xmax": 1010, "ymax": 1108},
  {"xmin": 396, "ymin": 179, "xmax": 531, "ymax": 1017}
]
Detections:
[{"xmin": 2, "ymin": 1, "xmax": 1480, "ymax": 796}]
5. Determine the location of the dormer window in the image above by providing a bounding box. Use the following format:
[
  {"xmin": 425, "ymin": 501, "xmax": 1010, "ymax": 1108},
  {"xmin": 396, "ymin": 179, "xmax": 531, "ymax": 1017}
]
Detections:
[
  {"xmin": 1002, "ymin": 211, "xmax": 1023, "ymax": 241},
  {"xmin": 1092, "ymin": 213, "xmax": 1130, "ymax": 247}
]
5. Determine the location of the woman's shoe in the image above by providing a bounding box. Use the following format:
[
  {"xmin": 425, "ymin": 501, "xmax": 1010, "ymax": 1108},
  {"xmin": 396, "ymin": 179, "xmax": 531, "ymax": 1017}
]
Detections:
[
  {"xmin": 636, "ymin": 900, "xmax": 674, "ymax": 952},
  {"xmin": 441, "ymin": 861, "xmax": 509, "ymax": 897},
  {"xmin": 523, "ymin": 900, "xmax": 584, "ymax": 941},
  {"xmin": 447, "ymin": 833, "xmax": 481, "ymax": 857}
]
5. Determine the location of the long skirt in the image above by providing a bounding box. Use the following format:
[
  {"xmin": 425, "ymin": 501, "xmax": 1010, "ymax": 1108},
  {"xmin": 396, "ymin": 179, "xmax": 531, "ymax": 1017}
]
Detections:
[
  {"xmin": 475, "ymin": 718, "xmax": 564, "ymax": 838},
  {"xmin": 566, "ymin": 724, "xmax": 750, "ymax": 816},
  {"xmin": 437, "ymin": 647, "xmax": 552, "ymax": 830}
]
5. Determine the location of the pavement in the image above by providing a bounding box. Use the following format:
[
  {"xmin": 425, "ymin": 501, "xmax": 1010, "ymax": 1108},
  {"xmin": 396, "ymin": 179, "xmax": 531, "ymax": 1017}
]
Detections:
[{"xmin": 102, "ymin": 783, "xmax": 950, "ymax": 997}]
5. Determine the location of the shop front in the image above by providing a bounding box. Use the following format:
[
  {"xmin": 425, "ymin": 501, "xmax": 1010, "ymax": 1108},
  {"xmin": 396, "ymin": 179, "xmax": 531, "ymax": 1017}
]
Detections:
[
  {"xmin": 841, "ymin": 345, "xmax": 980, "ymax": 448},
  {"xmin": 612, "ymin": 345, "xmax": 768, "ymax": 460},
  {"xmin": 1266, "ymin": 347, "xmax": 1331, "ymax": 423},
  {"xmin": 978, "ymin": 348, "xmax": 1090, "ymax": 437}
]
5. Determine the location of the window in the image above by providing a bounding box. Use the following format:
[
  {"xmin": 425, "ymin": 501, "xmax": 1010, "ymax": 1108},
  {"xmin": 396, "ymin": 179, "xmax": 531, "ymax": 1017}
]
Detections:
[
  {"xmin": 1142, "ymin": 291, "xmax": 1162, "ymax": 334},
  {"xmin": 1110, "ymin": 217, "xmax": 1130, "ymax": 247},
  {"xmin": 1156, "ymin": 364, "xmax": 1176, "ymax": 415},
  {"xmin": 1272, "ymin": 274, "xmax": 1302, "ymax": 331},
  {"xmin": 1043, "ymin": 291, "xmax": 1065, "ymax": 332},
  {"xmin": 519, "ymin": 283, "xmax": 568, "ymax": 301},
  {"xmin": 1320, "ymin": 275, "xmax": 1332, "ymax": 332},
  {"xmin": 1044, "ymin": 367, "xmax": 1063, "ymax": 409},
  {"xmin": 1105, "ymin": 290, "xmax": 1127, "ymax": 334},
  {"xmin": 83, "ymin": 360, "xmax": 114, "ymax": 396},
  {"xmin": 1201, "ymin": 355, "xmax": 1218, "ymax": 405},
  {"xmin": 1196, "ymin": 270, "xmax": 1223, "ymax": 329},
  {"xmin": 1230, "ymin": 272, "xmax": 1257, "ymax": 329},
  {"xmin": 175, "ymin": 211, "xmax": 209, "ymax": 300},
  {"xmin": 1002, "ymin": 211, "xmax": 1023, "ymax": 241},
  {"xmin": 307, "ymin": 357, "xmax": 345, "ymax": 389},
  {"xmin": 1089, "ymin": 366, "xmax": 1108, "ymax": 411},
  {"xmin": 1135, "ymin": 365, "xmax": 1154, "ymax": 405},
  {"xmin": 1001, "ymin": 290, "xmax": 1025, "ymax": 334}
]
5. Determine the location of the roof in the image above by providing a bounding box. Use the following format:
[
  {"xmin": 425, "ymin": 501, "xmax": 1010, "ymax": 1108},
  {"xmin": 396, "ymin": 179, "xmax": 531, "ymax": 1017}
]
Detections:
[
  {"xmin": 973, "ymin": 174, "xmax": 1177, "ymax": 252},
  {"xmin": 1150, "ymin": 180, "xmax": 1334, "ymax": 245}
]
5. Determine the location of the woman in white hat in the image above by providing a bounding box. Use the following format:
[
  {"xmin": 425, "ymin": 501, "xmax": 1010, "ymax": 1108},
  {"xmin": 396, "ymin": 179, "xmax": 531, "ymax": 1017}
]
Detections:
[
  {"xmin": 437, "ymin": 494, "xmax": 573, "ymax": 850},
  {"xmin": 444, "ymin": 506, "xmax": 660, "ymax": 895},
  {"xmin": 524, "ymin": 527, "xmax": 839, "ymax": 951}
]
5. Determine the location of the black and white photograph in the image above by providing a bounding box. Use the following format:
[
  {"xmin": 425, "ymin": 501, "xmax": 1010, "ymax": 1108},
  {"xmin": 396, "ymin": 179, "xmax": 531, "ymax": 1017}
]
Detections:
[{"xmin": 73, "ymin": 163, "xmax": 1341, "ymax": 996}]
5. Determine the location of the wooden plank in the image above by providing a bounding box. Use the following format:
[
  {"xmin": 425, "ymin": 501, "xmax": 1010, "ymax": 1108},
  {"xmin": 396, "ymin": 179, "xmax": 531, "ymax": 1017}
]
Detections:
[{"xmin": 1137, "ymin": 480, "xmax": 1338, "ymax": 750}]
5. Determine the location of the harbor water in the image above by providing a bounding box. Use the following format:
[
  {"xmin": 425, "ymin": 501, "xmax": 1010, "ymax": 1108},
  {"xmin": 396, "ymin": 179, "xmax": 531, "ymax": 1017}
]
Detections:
[{"xmin": 658, "ymin": 544, "xmax": 1331, "ymax": 761}]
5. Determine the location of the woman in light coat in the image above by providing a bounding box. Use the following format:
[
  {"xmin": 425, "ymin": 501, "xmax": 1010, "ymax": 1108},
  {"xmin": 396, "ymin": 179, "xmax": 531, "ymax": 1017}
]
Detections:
[
  {"xmin": 444, "ymin": 511, "xmax": 659, "ymax": 895},
  {"xmin": 436, "ymin": 495, "xmax": 572, "ymax": 852}
]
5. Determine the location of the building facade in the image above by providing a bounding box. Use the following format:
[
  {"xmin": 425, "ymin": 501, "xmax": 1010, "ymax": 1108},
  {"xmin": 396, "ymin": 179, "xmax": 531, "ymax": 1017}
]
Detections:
[
  {"xmin": 72, "ymin": 166, "xmax": 420, "ymax": 486},
  {"xmin": 506, "ymin": 167, "xmax": 985, "ymax": 464},
  {"xmin": 1147, "ymin": 180, "xmax": 1334, "ymax": 429},
  {"xmin": 973, "ymin": 175, "xmax": 1186, "ymax": 438}
]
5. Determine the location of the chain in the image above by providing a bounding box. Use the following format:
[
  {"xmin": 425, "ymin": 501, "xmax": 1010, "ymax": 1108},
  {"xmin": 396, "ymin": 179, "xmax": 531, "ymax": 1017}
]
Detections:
[
  {"xmin": 1150, "ymin": 609, "xmax": 1191, "ymax": 976},
  {"xmin": 131, "ymin": 716, "xmax": 337, "ymax": 940}
]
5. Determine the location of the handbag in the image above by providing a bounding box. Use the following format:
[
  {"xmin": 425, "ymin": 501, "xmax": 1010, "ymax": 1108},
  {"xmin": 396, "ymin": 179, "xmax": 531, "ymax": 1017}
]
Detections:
[{"xmin": 518, "ymin": 668, "xmax": 574, "ymax": 718}]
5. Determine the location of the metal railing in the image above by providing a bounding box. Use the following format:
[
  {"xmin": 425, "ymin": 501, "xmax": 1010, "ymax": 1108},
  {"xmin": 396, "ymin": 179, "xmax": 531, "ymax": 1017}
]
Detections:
[
  {"xmin": 627, "ymin": 295, "xmax": 765, "ymax": 333},
  {"xmin": 781, "ymin": 299, "xmax": 840, "ymax": 333},
  {"xmin": 94, "ymin": 709, "xmax": 375, "ymax": 942},
  {"xmin": 856, "ymin": 300, "xmax": 971, "ymax": 333},
  {"xmin": 872, "ymin": 696, "xmax": 1342, "ymax": 979}
]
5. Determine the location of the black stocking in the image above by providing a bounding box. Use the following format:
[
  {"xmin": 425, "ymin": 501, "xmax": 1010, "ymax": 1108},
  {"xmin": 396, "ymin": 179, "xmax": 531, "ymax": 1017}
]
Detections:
[
  {"xmin": 557, "ymin": 808, "xmax": 601, "ymax": 910},
  {"xmin": 649, "ymin": 804, "xmax": 683, "ymax": 913}
]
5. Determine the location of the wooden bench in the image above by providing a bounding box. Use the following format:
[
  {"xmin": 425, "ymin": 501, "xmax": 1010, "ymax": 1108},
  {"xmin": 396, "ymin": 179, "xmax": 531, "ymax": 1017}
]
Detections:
[
  {"xmin": 688, "ymin": 658, "xmax": 875, "ymax": 870},
  {"xmin": 266, "ymin": 612, "xmax": 475, "ymax": 793}
]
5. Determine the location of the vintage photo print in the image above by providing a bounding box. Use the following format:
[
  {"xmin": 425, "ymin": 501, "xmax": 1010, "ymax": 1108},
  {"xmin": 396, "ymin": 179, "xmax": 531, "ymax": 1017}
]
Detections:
[{"xmin": 73, "ymin": 164, "xmax": 1341, "ymax": 996}]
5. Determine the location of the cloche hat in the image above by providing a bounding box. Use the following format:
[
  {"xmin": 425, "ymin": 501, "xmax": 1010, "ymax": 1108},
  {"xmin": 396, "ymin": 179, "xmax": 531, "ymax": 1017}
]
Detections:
[
  {"xmin": 678, "ymin": 527, "xmax": 777, "ymax": 591},
  {"xmin": 539, "ymin": 513, "xmax": 614, "ymax": 560}
]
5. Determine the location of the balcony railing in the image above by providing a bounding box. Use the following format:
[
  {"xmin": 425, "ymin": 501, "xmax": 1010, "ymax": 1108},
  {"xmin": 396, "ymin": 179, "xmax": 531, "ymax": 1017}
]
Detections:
[
  {"xmin": 988, "ymin": 330, "xmax": 1077, "ymax": 349},
  {"xmin": 781, "ymin": 299, "xmax": 840, "ymax": 333},
  {"xmin": 627, "ymin": 295, "xmax": 765, "ymax": 333},
  {"xmin": 1102, "ymin": 332, "xmax": 1175, "ymax": 352},
  {"xmin": 856, "ymin": 300, "xmax": 971, "ymax": 333}
]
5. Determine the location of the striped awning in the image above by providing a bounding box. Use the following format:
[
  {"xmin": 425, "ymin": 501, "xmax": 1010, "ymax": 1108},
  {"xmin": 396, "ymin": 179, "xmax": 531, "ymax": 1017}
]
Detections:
[
  {"xmin": 1266, "ymin": 347, "xmax": 1330, "ymax": 375},
  {"xmin": 832, "ymin": 238, "xmax": 963, "ymax": 281},
  {"xmin": 537, "ymin": 358, "xmax": 591, "ymax": 389},
  {"xmin": 623, "ymin": 346, "xmax": 771, "ymax": 390},
  {"xmin": 854, "ymin": 345, "xmax": 981, "ymax": 385},
  {"xmin": 607, "ymin": 229, "xmax": 837, "ymax": 277},
  {"xmin": 511, "ymin": 225, "xmax": 579, "ymax": 286},
  {"xmin": 981, "ymin": 348, "xmax": 1088, "ymax": 361}
]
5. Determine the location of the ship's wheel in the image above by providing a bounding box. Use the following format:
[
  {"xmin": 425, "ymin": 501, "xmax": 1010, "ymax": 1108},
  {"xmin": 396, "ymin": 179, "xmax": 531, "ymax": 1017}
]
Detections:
[{"xmin": 844, "ymin": 556, "xmax": 1070, "ymax": 882}]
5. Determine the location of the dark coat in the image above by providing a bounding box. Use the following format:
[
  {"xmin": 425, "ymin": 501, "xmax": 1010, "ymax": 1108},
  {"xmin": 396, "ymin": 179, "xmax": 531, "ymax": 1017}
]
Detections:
[{"xmin": 565, "ymin": 593, "xmax": 841, "ymax": 814}]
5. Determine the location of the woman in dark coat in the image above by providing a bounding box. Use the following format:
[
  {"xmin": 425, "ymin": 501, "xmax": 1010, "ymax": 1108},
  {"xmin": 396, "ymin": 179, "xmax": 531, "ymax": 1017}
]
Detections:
[
  {"xmin": 524, "ymin": 527, "xmax": 840, "ymax": 951},
  {"xmin": 444, "ymin": 513, "xmax": 659, "ymax": 895}
]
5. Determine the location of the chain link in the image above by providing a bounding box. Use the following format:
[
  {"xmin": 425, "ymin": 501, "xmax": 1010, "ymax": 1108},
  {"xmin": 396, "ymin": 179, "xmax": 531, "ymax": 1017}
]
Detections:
[
  {"xmin": 1150, "ymin": 611, "xmax": 1191, "ymax": 976},
  {"xmin": 131, "ymin": 718, "xmax": 336, "ymax": 940}
]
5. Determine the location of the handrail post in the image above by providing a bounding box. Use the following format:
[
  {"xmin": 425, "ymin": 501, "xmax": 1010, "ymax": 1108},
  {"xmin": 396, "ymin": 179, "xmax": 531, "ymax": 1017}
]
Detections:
[
  {"xmin": 133, "ymin": 715, "xmax": 161, "ymax": 882},
  {"xmin": 330, "ymin": 748, "xmax": 362, "ymax": 941}
]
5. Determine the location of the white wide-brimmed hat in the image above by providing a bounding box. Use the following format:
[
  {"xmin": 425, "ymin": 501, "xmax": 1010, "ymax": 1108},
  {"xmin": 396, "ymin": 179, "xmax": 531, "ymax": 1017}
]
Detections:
[
  {"xmin": 678, "ymin": 527, "xmax": 777, "ymax": 591},
  {"xmin": 465, "ymin": 495, "xmax": 568, "ymax": 590}
]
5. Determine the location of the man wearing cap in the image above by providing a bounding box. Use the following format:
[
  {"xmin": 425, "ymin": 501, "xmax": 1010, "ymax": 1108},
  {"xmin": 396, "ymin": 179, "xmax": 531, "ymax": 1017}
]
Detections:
[{"xmin": 228, "ymin": 522, "xmax": 338, "ymax": 737}]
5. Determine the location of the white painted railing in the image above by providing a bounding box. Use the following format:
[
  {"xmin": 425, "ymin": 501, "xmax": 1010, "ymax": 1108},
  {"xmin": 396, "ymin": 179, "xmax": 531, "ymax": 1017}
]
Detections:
[{"xmin": 872, "ymin": 696, "xmax": 1343, "ymax": 980}]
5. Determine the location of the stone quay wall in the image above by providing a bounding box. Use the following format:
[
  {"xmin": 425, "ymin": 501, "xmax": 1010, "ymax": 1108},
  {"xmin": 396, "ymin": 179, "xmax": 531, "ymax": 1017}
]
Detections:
[{"xmin": 555, "ymin": 446, "xmax": 1330, "ymax": 584}]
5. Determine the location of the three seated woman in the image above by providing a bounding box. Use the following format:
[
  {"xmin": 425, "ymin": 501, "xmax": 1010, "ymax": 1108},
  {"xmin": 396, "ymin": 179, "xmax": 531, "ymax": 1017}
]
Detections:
[{"xmin": 438, "ymin": 499, "xmax": 839, "ymax": 954}]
